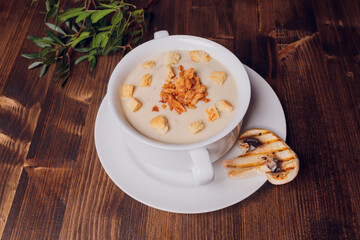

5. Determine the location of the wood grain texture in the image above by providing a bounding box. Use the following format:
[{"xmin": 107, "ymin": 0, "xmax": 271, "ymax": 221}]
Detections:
[{"xmin": 0, "ymin": 0, "xmax": 359, "ymax": 239}]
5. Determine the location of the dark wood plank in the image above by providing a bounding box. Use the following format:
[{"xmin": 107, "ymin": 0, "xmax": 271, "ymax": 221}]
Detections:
[
  {"xmin": 0, "ymin": 1, "xmax": 40, "ymax": 92},
  {"xmin": 58, "ymin": 54, "xmax": 130, "ymax": 239},
  {"xmin": 276, "ymin": 33, "xmax": 360, "ymax": 239},
  {"xmin": 0, "ymin": 2, "xmax": 51, "ymax": 237},
  {"xmin": 188, "ymin": 1, "xmax": 234, "ymax": 39},
  {"xmin": 269, "ymin": 1, "xmax": 360, "ymax": 235},
  {"xmin": 312, "ymin": 0, "xmax": 360, "ymax": 55}
]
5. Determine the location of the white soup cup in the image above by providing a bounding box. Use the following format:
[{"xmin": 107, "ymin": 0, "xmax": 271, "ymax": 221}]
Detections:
[{"xmin": 107, "ymin": 31, "xmax": 251, "ymax": 185}]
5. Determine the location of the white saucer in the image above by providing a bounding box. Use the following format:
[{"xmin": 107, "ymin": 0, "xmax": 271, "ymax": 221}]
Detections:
[{"xmin": 94, "ymin": 65, "xmax": 286, "ymax": 214}]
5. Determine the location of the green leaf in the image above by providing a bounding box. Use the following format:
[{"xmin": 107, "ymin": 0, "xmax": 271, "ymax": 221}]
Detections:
[
  {"xmin": 45, "ymin": 23, "xmax": 66, "ymax": 35},
  {"xmin": 90, "ymin": 57, "xmax": 97, "ymax": 72},
  {"xmin": 132, "ymin": 9, "xmax": 143, "ymax": 17},
  {"xmin": 28, "ymin": 35, "xmax": 41, "ymax": 41},
  {"xmin": 45, "ymin": 0, "xmax": 50, "ymax": 11},
  {"xmin": 98, "ymin": 2, "xmax": 118, "ymax": 9},
  {"xmin": 57, "ymin": 7, "xmax": 84, "ymax": 22},
  {"xmin": 43, "ymin": 54, "xmax": 56, "ymax": 65},
  {"xmin": 130, "ymin": 30, "xmax": 142, "ymax": 36},
  {"xmin": 32, "ymin": 38, "xmax": 55, "ymax": 48},
  {"xmin": 71, "ymin": 31, "xmax": 91, "ymax": 48},
  {"xmin": 94, "ymin": 32, "xmax": 108, "ymax": 47},
  {"xmin": 107, "ymin": 1, "xmax": 120, "ymax": 7},
  {"xmin": 88, "ymin": 49, "xmax": 102, "ymax": 61},
  {"xmin": 101, "ymin": 35, "xmax": 109, "ymax": 48},
  {"xmin": 98, "ymin": 26, "xmax": 112, "ymax": 31},
  {"xmin": 28, "ymin": 35, "xmax": 53, "ymax": 47},
  {"xmin": 43, "ymin": 36, "xmax": 54, "ymax": 42},
  {"xmin": 102, "ymin": 39, "xmax": 115, "ymax": 55},
  {"xmin": 39, "ymin": 64, "xmax": 47, "ymax": 77},
  {"xmin": 75, "ymin": 47, "xmax": 91, "ymax": 53},
  {"xmin": 72, "ymin": 25, "xmax": 78, "ymax": 33},
  {"xmin": 90, "ymin": 9, "xmax": 115, "ymax": 23},
  {"xmin": 75, "ymin": 11, "xmax": 94, "ymax": 23},
  {"xmin": 131, "ymin": 36, "xmax": 142, "ymax": 44},
  {"xmin": 75, "ymin": 54, "xmax": 89, "ymax": 64},
  {"xmin": 88, "ymin": 54, "xmax": 94, "ymax": 62},
  {"xmin": 102, "ymin": 44, "xmax": 111, "ymax": 55},
  {"xmin": 110, "ymin": 46, "xmax": 124, "ymax": 52},
  {"xmin": 116, "ymin": 22, "xmax": 127, "ymax": 39},
  {"xmin": 45, "ymin": 29, "xmax": 64, "ymax": 45},
  {"xmin": 85, "ymin": 19, "xmax": 93, "ymax": 31},
  {"xmin": 28, "ymin": 62, "xmax": 43, "ymax": 69},
  {"xmin": 60, "ymin": 74, "xmax": 69, "ymax": 86},
  {"xmin": 22, "ymin": 52, "xmax": 40, "ymax": 59},
  {"xmin": 45, "ymin": 7, "xmax": 58, "ymax": 22},
  {"xmin": 111, "ymin": 10, "xmax": 123, "ymax": 25},
  {"xmin": 55, "ymin": 67, "xmax": 69, "ymax": 81},
  {"xmin": 65, "ymin": 21, "xmax": 78, "ymax": 32},
  {"xmin": 88, "ymin": 36, "xmax": 96, "ymax": 61},
  {"xmin": 119, "ymin": 2, "xmax": 136, "ymax": 8},
  {"xmin": 41, "ymin": 48, "xmax": 56, "ymax": 65},
  {"xmin": 39, "ymin": 46, "xmax": 54, "ymax": 59}
]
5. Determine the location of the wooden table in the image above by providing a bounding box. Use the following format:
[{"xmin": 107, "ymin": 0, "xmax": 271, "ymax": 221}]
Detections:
[{"xmin": 1, "ymin": 0, "xmax": 359, "ymax": 239}]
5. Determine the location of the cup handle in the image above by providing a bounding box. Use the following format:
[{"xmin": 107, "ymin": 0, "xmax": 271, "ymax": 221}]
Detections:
[
  {"xmin": 190, "ymin": 148, "xmax": 214, "ymax": 185},
  {"xmin": 154, "ymin": 30, "xmax": 169, "ymax": 39}
]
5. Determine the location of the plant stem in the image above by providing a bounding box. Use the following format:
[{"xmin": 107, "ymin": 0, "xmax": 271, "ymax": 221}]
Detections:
[{"xmin": 65, "ymin": 0, "xmax": 92, "ymax": 63}]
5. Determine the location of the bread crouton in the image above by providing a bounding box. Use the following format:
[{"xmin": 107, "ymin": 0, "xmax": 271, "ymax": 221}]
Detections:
[
  {"xmin": 142, "ymin": 61, "xmax": 155, "ymax": 70},
  {"xmin": 166, "ymin": 52, "xmax": 180, "ymax": 65},
  {"xmin": 209, "ymin": 71, "xmax": 227, "ymax": 85},
  {"xmin": 216, "ymin": 100, "xmax": 233, "ymax": 112},
  {"xmin": 188, "ymin": 121, "xmax": 205, "ymax": 134},
  {"xmin": 165, "ymin": 64, "xmax": 175, "ymax": 78},
  {"xmin": 189, "ymin": 50, "xmax": 211, "ymax": 62},
  {"xmin": 126, "ymin": 97, "xmax": 142, "ymax": 112},
  {"xmin": 122, "ymin": 84, "xmax": 135, "ymax": 98},
  {"xmin": 140, "ymin": 73, "xmax": 152, "ymax": 87},
  {"xmin": 150, "ymin": 115, "xmax": 169, "ymax": 135},
  {"xmin": 206, "ymin": 105, "xmax": 220, "ymax": 122}
]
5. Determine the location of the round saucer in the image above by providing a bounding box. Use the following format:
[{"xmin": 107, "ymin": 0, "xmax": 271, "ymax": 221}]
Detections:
[{"xmin": 94, "ymin": 65, "xmax": 286, "ymax": 213}]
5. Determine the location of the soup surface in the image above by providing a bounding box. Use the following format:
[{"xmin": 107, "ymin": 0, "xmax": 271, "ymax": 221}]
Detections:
[{"xmin": 119, "ymin": 50, "xmax": 239, "ymax": 144}]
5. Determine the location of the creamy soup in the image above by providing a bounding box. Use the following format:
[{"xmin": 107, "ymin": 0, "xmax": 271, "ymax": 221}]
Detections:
[{"xmin": 119, "ymin": 50, "xmax": 239, "ymax": 144}]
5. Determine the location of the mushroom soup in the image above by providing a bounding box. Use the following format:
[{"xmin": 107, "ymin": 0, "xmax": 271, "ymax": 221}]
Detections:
[{"xmin": 119, "ymin": 50, "xmax": 239, "ymax": 144}]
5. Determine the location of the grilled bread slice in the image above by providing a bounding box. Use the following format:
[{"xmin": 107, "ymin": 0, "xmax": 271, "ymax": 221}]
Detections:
[{"xmin": 222, "ymin": 129, "xmax": 299, "ymax": 185}]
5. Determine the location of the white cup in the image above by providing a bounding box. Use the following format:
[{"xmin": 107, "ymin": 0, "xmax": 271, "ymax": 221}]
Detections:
[{"xmin": 107, "ymin": 31, "xmax": 251, "ymax": 185}]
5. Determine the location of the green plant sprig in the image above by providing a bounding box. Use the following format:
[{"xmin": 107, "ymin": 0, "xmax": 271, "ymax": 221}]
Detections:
[{"xmin": 23, "ymin": 0, "xmax": 148, "ymax": 86}]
